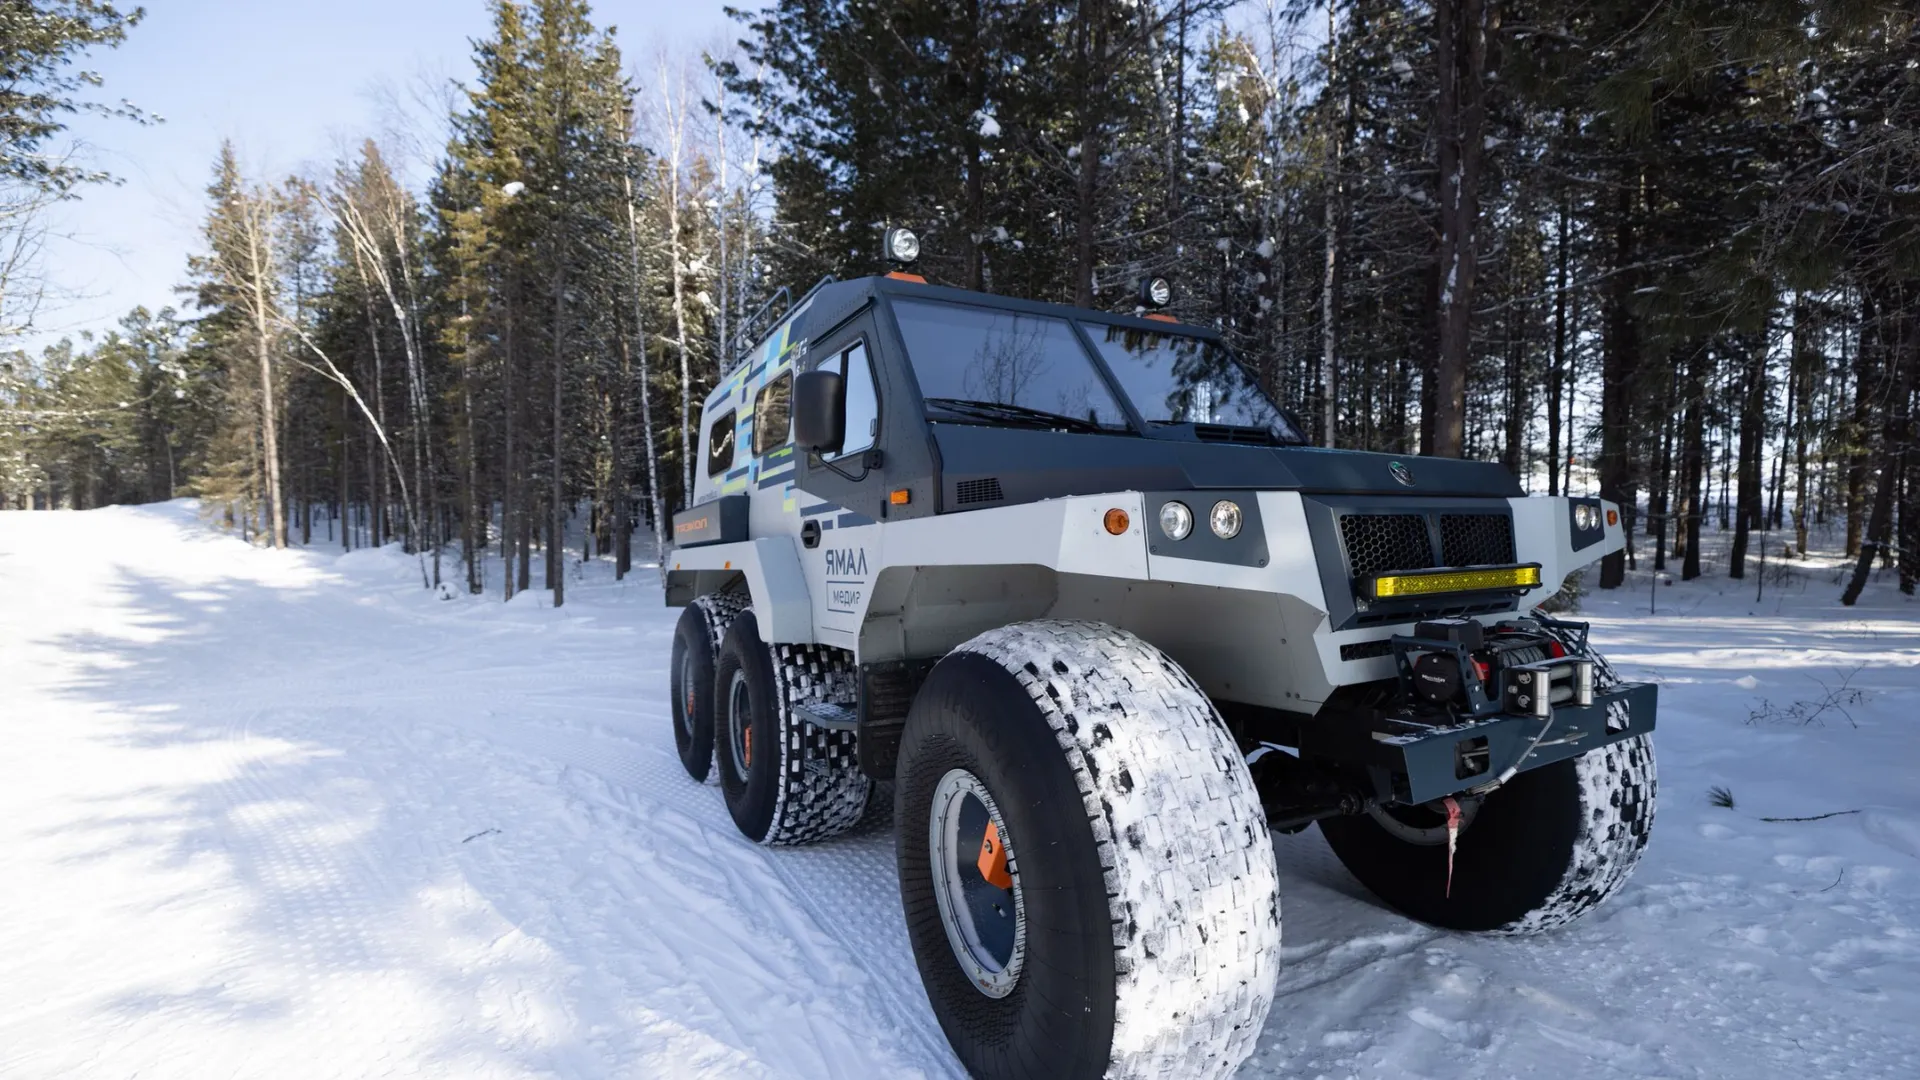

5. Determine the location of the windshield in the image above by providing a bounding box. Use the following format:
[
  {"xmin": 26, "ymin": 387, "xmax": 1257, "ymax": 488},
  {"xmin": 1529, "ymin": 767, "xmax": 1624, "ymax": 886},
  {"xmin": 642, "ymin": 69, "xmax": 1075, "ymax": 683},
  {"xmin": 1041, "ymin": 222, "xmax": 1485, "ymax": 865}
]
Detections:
[
  {"xmin": 1083, "ymin": 323, "xmax": 1305, "ymax": 443},
  {"xmin": 891, "ymin": 300, "xmax": 1131, "ymax": 431}
]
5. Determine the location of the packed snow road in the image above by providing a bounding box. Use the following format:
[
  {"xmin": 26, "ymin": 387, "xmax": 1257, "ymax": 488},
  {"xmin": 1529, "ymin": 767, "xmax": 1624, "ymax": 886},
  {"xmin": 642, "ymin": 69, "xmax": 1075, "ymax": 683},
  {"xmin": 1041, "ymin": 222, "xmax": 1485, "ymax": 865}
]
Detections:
[{"xmin": 2, "ymin": 502, "xmax": 1917, "ymax": 1079}]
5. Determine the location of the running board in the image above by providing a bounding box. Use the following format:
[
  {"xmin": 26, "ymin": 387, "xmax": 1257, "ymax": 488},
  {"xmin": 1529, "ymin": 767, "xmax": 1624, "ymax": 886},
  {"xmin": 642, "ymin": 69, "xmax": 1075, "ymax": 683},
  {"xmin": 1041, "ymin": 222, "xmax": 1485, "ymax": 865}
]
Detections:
[{"xmin": 794, "ymin": 702, "xmax": 860, "ymax": 732}]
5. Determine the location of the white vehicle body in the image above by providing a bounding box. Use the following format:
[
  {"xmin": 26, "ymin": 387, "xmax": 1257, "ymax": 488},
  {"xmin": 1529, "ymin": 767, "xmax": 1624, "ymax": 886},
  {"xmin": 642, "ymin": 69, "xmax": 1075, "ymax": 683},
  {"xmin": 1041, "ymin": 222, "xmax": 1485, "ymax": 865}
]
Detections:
[
  {"xmin": 664, "ymin": 273, "xmax": 1625, "ymax": 716},
  {"xmin": 669, "ymin": 488, "xmax": 1623, "ymax": 713}
]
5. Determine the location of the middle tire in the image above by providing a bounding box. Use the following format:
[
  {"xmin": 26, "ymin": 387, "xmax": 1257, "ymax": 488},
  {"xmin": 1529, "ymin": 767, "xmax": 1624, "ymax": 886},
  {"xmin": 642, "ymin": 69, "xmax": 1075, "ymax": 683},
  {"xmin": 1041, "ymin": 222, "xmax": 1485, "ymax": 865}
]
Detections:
[
  {"xmin": 897, "ymin": 620, "xmax": 1281, "ymax": 1080},
  {"xmin": 713, "ymin": 611, "xmax": 872, "ymax": 846}
]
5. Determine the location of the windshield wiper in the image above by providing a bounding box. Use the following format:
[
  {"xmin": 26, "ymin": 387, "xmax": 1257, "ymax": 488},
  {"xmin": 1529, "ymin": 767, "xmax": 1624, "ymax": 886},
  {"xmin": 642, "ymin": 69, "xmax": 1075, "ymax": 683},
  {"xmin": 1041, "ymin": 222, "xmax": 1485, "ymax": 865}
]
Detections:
[
  {"xmin": 1150, "ymin": 419, "xmax": 1305, "ymax": 447},
  {"xmin": 924, "ymin": 397, "xmax": 1110, "ymax": 435}
]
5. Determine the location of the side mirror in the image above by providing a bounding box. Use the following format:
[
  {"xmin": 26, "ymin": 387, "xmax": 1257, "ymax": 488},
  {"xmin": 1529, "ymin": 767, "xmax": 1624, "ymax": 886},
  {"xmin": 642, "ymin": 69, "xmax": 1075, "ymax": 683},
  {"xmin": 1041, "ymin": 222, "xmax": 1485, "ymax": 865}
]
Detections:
[{"xmin": 792, "ymin": 369, "xmax": 845, "ymax": 454}]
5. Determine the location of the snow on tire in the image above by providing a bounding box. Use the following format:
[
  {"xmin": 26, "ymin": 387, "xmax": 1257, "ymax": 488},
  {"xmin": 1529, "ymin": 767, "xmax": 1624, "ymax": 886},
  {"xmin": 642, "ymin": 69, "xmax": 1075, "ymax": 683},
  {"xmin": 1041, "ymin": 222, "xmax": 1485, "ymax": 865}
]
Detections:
[
  {"xmin": 1321, "ymin": 733, "xmax": 1656, "ymax": 934},
  {"xmin": 714, "ymin": 610, "xmax": 871, "ymax": 847},
  {"xmin": 669, "ymin": 591, "xmax": 751, "ymax": 783},
  {"xmin": 1507, "ymin": 732, "xmax": 1657, "ymax": 933},
  {"xmin": 897, "ymin": 619, "xmax": 1281, "ymax": 1080}
]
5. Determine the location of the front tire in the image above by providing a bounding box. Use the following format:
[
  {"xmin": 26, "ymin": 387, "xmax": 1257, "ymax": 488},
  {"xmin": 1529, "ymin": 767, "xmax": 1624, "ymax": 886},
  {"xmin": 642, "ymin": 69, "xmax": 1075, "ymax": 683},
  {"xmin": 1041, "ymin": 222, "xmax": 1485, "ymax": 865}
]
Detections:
[
  {"xmin": 1319, "ymin": 733, "xmax": 1656, "ymax": 933},
  {"xmin": 897, "ymin": 620, "xmax": 1280, "ymax": 1080},
  {"xmin": 712, "ymin": 611, "xmax": 871, "ymax": 846}
]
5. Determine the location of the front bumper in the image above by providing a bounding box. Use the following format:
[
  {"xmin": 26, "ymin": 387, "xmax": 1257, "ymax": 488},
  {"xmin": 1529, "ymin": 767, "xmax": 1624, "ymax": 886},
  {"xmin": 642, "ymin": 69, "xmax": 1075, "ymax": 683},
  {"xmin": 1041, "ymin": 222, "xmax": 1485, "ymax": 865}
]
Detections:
[{"xmin": 1301, "ymin": 681, "xmax": 1658, "ymax": 806}]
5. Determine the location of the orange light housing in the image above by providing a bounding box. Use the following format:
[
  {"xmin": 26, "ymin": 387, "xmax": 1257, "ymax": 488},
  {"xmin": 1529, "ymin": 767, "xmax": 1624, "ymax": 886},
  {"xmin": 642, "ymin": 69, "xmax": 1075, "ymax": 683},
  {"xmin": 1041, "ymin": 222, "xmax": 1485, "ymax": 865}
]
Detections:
[
  {"xmin": 1145, "ymin": 313, "xmax": 1179, "ymax": 323},
  {"xmin": 1606, "ymin": 509, "xmax": 1618, "ymax": 526},
  {"xmin": 890, "ymin": 489, "xmax": 912, "ymax": 505},
  {"xmin": 1104, "ymin": 508, "xmax": 1131, "ymax": 535}
]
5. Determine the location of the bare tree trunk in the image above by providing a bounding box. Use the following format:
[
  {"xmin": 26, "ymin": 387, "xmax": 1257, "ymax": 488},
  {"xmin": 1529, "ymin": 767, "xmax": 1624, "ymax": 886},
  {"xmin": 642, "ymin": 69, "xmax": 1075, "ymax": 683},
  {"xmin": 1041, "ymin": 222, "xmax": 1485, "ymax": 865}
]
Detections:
[
  {"xmin": 242, "ymin": 201, "xmax": 287, "ymax": 548},
  {"xmin": 610, "ymin": 372, "xmax": 630, "ymax": 577},
  {"xmin": 622, "ymin": 169, "xmax": 668, "ymax": 568},
  {"xmin": 1844, "ymin": 297, "xmax": 1913, "ymax": 604},
  {"xmin": 339, "ymin": 386, "xmax": 352, "ymax": 552},
  {"xmin": 1071, "ymin": 0, "xmax": 1109, "ymax": 309},
  {"xmin": 1794, "ymin": 299, "xmax": 1815, "ymax": 556},
  {"xmin": 1547, "ymin": 185, "xmax": 1570, "ymax": 495},
  {"xmin": 1431, "ymin": 0, "xmax": 1490, "ymax": 459},
  {"xmin": 1319, "ymin": 1, "xmax": 1342, "ymax": 448},
  {"xmin": 1502, "ymin": 305, "xmax": 1527, "ymax": 476},
  {"xmin": 1597, "ymin": 177, "xmax": 1639, "ymax": 589},
  {"xmin": 503, "ymin": 292, "xmax": 517, "ymax": 602},
  {"xmin": 1729, "ymin": 336, "xmax": 1766, "ymax": 579},
  {"xmin": 463, "ymin": 364, "xmax": 482, "ymax": 592},
  {"xmin": 715, "ymin": 76, "xmax": 730, "ymax": 369},
  {"xmin": 1679, "ymin": 345, "xmax": 1706, "ymax": 579},
  {"xmin": 1845, "ymin": 290, "xmax": 1874, "ymax": 556},
  {"xmin": 661, "ymin": 65, "xmax": 696, "ymax": 503},
  {"xmin": 550, "ymin": 266, "xmax": 567, "ymax": 608}
]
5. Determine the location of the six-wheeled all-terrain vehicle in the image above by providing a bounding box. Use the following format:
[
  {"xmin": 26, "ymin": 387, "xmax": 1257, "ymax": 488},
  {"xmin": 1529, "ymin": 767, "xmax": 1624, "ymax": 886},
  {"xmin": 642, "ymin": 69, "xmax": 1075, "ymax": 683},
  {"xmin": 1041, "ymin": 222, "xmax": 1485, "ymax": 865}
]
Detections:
[{"xmin": 662, "ymin": 230, "xmax": 1656, "ymax": 1080}]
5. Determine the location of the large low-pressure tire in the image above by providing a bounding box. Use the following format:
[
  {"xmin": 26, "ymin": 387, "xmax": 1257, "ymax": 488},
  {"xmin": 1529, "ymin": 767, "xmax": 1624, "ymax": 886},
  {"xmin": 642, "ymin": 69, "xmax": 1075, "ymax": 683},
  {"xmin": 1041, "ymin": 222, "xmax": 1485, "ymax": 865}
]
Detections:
[
  {"xmin": 712, "ymin": 611, "xmax": 872, "ymax": 846},
  {"xmin": 669, "ymin": 592, "xmax": 751, "ymax": 783},
  {"xmin": 1319, "ymin": 733, "xmax": 1656, "ymax": 933},
  {"xmin": 896, "ymin": 620, "xmax": 1281, "ymax": 1080}
]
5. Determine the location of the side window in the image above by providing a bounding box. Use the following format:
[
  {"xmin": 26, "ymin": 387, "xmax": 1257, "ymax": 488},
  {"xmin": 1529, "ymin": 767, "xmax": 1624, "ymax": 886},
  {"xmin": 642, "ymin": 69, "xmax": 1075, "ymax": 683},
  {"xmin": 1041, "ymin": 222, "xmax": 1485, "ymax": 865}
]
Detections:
[
  {"xmin": 752, "ymin": 373, "xmax": 792, "ymax": 457},
  {"xmin": 706, "ymin": 409, "xmax": 737, "ymax": 477},
  {"xmin": 836, "ymin": 342, "xmax": 879, "ymax": 460}
]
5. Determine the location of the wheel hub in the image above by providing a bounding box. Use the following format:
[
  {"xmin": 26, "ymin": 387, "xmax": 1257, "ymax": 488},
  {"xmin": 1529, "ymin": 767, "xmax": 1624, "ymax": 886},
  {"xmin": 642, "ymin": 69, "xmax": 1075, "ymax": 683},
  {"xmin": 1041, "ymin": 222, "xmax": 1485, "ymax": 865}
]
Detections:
[
  {"xmin": 678, "ymin": 651, "xmax": 697, "ymax": 736},
  {"xmin": 929, "ymin": 769, "xmax": 1025, "ymax": 998},
  {"xmin": 727, "ymin": 668, "xmax": 754, "ymax": 782}
]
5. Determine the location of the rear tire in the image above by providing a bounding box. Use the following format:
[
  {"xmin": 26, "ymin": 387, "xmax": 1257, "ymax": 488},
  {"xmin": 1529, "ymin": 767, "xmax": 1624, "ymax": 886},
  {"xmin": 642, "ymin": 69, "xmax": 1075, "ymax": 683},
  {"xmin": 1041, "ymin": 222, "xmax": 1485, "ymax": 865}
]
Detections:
[
  {"xmin": 896, "ymin": 620, "xmax": 1280, "ymax": 1080},
  {"xmin": 713, "ymin": 612, "xmax": 871, "ymax": 846},
  {"xmin": 669, "ymin": 592, "xmax": 750, "ymax": 783},
  {"xmin": 1320, "ymin": 733, "xmax": 1656, "ymax": 933}
]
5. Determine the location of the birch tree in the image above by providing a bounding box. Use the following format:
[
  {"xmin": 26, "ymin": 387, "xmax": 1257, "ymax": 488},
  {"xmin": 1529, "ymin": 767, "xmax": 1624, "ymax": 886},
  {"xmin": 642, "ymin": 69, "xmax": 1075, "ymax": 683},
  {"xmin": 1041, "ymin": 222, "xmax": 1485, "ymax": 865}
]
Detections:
[{"xmin": 191, "ymin": 143, "xmax": 288, "ymax": 548}]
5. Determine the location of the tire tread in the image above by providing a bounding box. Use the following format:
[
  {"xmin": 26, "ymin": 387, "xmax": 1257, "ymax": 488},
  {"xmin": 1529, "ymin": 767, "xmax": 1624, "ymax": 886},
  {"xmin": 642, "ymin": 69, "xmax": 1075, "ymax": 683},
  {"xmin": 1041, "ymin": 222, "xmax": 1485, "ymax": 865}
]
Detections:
[{"xmin": 955, "ymin": 620, "xmax": 1280, "ymax": 1080}]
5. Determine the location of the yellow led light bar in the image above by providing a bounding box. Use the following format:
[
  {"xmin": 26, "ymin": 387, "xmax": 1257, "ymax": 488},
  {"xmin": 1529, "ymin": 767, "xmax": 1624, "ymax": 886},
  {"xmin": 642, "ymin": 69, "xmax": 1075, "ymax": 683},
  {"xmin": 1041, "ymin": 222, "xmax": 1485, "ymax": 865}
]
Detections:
[{"xmin": 1368, "ymin": 564, "xmax": 1542, "ymax": 599}]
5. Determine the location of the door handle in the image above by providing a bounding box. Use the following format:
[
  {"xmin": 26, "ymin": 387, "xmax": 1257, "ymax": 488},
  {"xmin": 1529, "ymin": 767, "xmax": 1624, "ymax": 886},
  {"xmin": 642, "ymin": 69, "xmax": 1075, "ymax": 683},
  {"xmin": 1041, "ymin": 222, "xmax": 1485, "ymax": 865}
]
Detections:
[{"xmin": 801, "ymin": 519, "xmax": 821, "ymax": 548}]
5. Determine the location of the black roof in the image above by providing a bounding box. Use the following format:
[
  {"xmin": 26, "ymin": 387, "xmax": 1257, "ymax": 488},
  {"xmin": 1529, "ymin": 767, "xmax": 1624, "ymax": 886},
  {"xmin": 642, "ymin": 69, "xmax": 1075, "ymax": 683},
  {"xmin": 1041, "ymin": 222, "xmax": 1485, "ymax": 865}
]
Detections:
[{"xmin": 741, "ymin": 274, "xmax": 1223, "ymax": 376}]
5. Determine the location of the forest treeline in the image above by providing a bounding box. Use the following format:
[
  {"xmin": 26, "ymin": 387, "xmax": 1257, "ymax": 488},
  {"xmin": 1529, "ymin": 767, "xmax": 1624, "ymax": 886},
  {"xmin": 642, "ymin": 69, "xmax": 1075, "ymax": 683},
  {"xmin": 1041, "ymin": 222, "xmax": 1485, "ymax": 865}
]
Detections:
[{"xmin": 2, "ymin": 0, "xmax": 1916, "ymax": 605}]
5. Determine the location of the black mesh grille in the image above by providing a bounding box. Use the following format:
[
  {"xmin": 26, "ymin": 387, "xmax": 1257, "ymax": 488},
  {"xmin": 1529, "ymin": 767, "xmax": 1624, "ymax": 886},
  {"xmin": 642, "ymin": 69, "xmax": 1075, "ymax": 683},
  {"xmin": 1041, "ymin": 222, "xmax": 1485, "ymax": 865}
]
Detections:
[
  {"xmin": 1339, "ymin": 639, "xmax": 1396, "ymax": 661},
  {"xmin": 1339, "ymin": 514, "xmax": 1435, "ymax": 576},
  {"xmin": 954, "ymin": 477, "xmax": 1005, "ymax": 505},
  {"xmin": 1439, "ymin": 513, "xmax": 1515, "ymax": 566}
]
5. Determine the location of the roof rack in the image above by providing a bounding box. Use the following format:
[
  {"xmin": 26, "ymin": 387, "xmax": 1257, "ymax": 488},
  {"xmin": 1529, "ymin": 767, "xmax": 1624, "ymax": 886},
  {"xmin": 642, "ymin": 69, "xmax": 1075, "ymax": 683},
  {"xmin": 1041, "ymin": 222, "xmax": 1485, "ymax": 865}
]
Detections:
[{"xmin": 723, "ymin": 274, "xmax": 838, "ymax": 376}]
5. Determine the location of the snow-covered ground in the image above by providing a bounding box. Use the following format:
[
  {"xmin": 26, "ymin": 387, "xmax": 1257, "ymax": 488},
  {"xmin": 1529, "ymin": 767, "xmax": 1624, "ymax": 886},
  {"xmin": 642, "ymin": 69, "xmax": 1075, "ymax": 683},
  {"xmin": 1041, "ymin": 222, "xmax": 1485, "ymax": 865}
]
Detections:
[{"xmin": 1, "ymin": 501, "xmax": 1916, "ymax": 1079}]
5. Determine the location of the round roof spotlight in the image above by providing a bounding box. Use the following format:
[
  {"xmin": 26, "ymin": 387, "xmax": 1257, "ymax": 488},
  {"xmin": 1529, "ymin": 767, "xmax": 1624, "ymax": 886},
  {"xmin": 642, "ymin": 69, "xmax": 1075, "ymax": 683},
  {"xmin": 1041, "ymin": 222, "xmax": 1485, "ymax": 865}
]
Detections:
[
  {"xmin": 1159, "ymin": 501, "xmax": 1194, "ymax": 541},
  {"xmin": 1139, "ymin": 276, "xmax": 1173, "ymax": 308},
  {"xmin": 884, "ymin": 227, "xmax": 921, "ymax": 265},
  {"xmin": 1209, "ymin": 499, "xmax": 1243, "ymax": 540}
]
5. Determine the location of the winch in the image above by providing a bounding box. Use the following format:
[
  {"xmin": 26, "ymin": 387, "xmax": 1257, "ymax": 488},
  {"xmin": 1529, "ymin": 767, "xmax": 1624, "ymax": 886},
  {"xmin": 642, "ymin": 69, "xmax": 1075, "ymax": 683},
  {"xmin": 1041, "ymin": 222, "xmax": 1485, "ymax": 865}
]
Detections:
[{"xmin": 1392, "ymin": 615, "xmax": 1596, "ymax": 722}]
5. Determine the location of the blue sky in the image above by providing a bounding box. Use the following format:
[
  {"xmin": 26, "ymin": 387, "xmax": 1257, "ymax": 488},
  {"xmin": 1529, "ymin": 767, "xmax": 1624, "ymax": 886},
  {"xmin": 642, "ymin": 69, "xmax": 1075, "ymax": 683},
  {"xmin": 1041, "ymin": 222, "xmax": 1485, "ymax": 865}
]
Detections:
[{"xmin": 32, "ymin": 0, "xmax": 738, "ymax": 350}]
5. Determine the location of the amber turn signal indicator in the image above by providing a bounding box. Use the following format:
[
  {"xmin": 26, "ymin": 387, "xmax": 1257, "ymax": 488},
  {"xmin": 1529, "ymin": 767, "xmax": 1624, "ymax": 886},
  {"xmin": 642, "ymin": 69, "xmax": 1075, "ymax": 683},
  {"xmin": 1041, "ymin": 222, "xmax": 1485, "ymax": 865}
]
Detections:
[
  {"xmin": 890, "ymin": 489, "xmax": 912, "ymax": 505},
  {"xmin": 1103, "ymin": 508, "xmax": 1131, "ymax": 535},
  {"xmin": 1606, "ymin": 508, "xmax": 1618, "ymax": 526}
]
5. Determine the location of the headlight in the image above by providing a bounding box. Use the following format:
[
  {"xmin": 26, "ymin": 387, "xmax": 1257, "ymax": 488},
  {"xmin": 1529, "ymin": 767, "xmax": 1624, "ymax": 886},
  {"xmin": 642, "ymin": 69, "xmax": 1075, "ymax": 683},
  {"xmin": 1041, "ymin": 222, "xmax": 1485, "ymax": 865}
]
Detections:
[
  {"xmin": 1140, "ymin": 276, "xmax": 1172, "ymax": 308},
  {"xmin": 884, "ymin": 227, "xmax": 920, "ymax": 264},
  {"xmin": 1159, "ymin": 501, "xmax": 1193, "ymax": 540},
  {"xmin": 1209, "ymin": 499, "xmax": 1242, "ymax": 539},
  {"xmin": 1573, "ymin": 503, "xmax": 1597, "ymax": 530}
]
